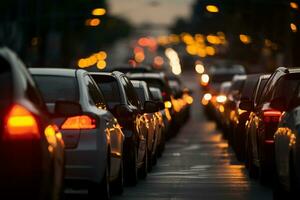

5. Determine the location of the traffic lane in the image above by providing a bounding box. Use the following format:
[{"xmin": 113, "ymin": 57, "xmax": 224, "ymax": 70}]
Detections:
[{"xmin": 112, "ymin": 107, "xmax": 272, "ymax": 200}]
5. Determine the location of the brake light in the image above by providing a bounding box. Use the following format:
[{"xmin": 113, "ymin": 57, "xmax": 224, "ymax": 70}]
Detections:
[
  {"xmin": 4, "ymin": 104, "xmax": 40, "ymax": 140},
  {"xmin": 61, "ymin": 115, "xmax": 96, "ymax": 130},
  {"xmin": 263, "ymin": 110, "xmax": 281, "ymax": 123}
]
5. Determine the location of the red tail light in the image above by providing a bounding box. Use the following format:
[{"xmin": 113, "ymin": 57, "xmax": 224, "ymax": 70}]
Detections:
[
  {"xmin": 61, "ymin": 115, "xmax": 96, "ymax": 130},
  {"xmin": 4, "ymin": 104, "xmax": 40, "ymax": 140},
  {"xmin": 263, "ymin": 110, "xmax": 282, "ymax": 123}
]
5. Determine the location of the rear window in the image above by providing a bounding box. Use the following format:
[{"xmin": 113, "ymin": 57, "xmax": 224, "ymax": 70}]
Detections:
[
  {"xmin": 134, "ymin": 87, "xmax": 146, "ymax": 104},
  {"xmin": 92, "ymin": 75, "xmax": 122, "ymax": 105},
  {"xmin": 33, "ymin": 75, "xmax": 79, "ymax": 103}
]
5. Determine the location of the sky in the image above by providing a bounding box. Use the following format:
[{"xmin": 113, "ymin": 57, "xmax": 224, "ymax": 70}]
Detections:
[{"xmin": 108, "ymin": 0, "xmax": 194, "ymax": 27}]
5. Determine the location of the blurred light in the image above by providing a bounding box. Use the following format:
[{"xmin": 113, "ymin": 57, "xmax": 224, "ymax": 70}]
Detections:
[
  {"xmin": 216, "ymin": 95, "xmax": 227, "ymax": 103},
  {"xmin": 165, "ymin": 48, "xmax": 182, "ymax": 75},
  {"xmin": 201, "ymin": 74, "xmax": 209, "ymax": 86},
  {"xmin": 239, "ymin": 34, "xmax": 251, "ymax": 44},
  {"xmin": 31, "ymin": 37, "xmax": 39, "ymax": 46},
  {"xmin": 195, "ymin": 64, "xmax": 205, "ymax": 74},
  {"xmin": 153, "ymin": 56, "xmax": 164, "ymax": 67},
  {"xmin": 291, "ymin": 23, "xmax": 298, "ymax": 32},
  {"xmin": 219, "ymin": 105, "xmax": 225, "ymax": 113},
  {"xmin": 186, "ymin": 45, "xmax": 198, "ymax": 55},
  {"xmin": 168, "ymin": 34, "xmax": 180, "ymax": 43},
  {"xmin": 92, "ymin": 8, "xmax": 106, "ymax": 16},
  {"xmin": 195, "ymin": 34, "xmax": 205, "ymax": 43},
  {"xmin": 197, "ymin": 48, "xmax": 207, "ymax": 58},
  {"xmin": 86, "ymin": 18, "xmax": 101, "ymax": 27},
  {"xmin": 96, "ymin": 51, "xmax": 107, "ymax": 60},
  {"xmin": 206, "ymin": 5, "xmax": 219, "ymax": 13},
  {"xmin": 182, "ymin": 33, "xmax": 194, "ymax": 45},
  {"xmin": 135, "ymin": 52, "xmax": 145, "ymax": 63},
  {"xmin": 78, "ymin": 59, "xmax": 87, "ymax": 68},
  {"xmin": 164, "ymin": 101, "xmax": 172, "ymax": 108},
  {"xmin": 206, "ymin": 35, "xmax": 221, "ymax": 45},
  {"xmin": 238, "ymin": 109, "xmax": 247, "ymax": 115},
  {"xmin": 205, "ymin": 46, "xmax": 216, "ymax": 56},
  {"xmin": 97, "ymin": 60, "xmax": 106, "ymax": 70},
  {"xmin": 203, "ymin": 93, "xmax": 212, "ymax": 101},
  {"xmin": 290, "ymin": 2, "xmax": 299, "ymax": 9}
]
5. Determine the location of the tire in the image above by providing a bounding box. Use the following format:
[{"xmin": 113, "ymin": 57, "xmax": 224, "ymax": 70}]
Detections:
[
  {"xmin": 111, "ymin": 160, "xmax": 124, "ymax": 195},
  {"xmin": 124, "ymin": 145, "xmax": 138, "ymax": 186},
  {"xmin": 138, "ymin": 145, "xmax": 148, "ymax": 179}
]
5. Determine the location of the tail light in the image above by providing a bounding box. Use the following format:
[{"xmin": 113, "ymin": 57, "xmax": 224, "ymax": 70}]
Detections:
[
  {"xmin": 61, "ymin": 115, "xmax": 96, "ymax": 130},
  {"xmin": 263, "ymin": 110, "xmax": 282, "ymax": 123},
  {"xmin": 4, "ymin": 104, "xmax": 40, "ymax": 140}
]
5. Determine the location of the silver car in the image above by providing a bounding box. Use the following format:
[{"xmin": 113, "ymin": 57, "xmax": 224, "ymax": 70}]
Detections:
[{"xmin": 30, "ymin": 68, "xmax": 124, "ymax": 199}]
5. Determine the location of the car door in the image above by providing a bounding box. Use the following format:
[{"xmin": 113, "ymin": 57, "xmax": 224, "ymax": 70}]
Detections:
[{"xmin": 121, "ymin": 76, "xmax": 147, "ymax": 164}]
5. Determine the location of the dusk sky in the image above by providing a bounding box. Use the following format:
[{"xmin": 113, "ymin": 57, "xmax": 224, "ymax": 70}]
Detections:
[{"xmin": 108, "ymin": 0, "xmax": 194, "ymax": 26}]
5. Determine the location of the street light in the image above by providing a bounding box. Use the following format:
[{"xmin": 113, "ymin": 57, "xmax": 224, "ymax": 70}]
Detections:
[
  {"xmin": 92, "ymin": 8, "xmax": 106, "ymax": 16},
  {"xmin": 206, "ymin": 5, "xmax": 219, "ymax": 13}
]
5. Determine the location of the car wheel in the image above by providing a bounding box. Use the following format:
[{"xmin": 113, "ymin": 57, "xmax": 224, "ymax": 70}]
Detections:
[
  {"xmin": 111, "ymin": 159, "xmax": 124, "ymax": 195},
  {"xmin": 124, "ymin": 145, "xmax": 138, "ymax": 186},
  {"xmin": 138, "ymin": 145, "xmax": 148, "ymax": 179}
]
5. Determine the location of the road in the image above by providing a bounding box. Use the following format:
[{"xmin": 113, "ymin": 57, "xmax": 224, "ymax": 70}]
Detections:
[
  {"xmin": 66, "ymin": 71, "xmax": 273, "ymax": 200},
  {"xmin": 112, "ymin": 71, "xmax": 273, "ymax": 200}
]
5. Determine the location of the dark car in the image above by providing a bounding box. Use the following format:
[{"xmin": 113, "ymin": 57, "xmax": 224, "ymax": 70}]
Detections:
[
  {"xmin": 201, "ymin": 65, "xmax": 246, "ymax": 120},
  {"xmin": 223, "ymin": 75, "xmax": 247, "ymax": 140},
  {"xmin": 91, "ymin": 72, "xmax": 158, "ymax": 185},
  {"xmin": 273, "ymin": 77, "xmax": 300, "ymax": 198},
  {"xmin": 246, "ymin": 67, "xmax": 300, "ymax": 181},
  {"xmin": 231, "ymin": 74, "xmax": 263, "ymax": 161},
  {"xmin": 0, "ymin": 48, "xmax": 65, "ymax": 200},
  {"xmin": 131, "ymin": 80, "xmax": 164, "ymax": 170},
  {"xmin": 127, "ymin": 72, "xmax": 176, "ymax": 138}
]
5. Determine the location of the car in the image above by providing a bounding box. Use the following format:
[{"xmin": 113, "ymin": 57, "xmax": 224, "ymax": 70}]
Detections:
[
  {"xmin": 246, "ymin": 67, "xmax": 300, "ymax": 181},
  {"xmin": 223, "ymin": 75, "xmax": 247, "ymax": 140},
  {"xmin": 90, "ymin": 71, "xmax": 157, "ymax": 185},
  {"xmin": 149, "ymin": 86, "xmax": 170, "ymax": 155},
  {"xmin": 230, "ymin": 74, "xmax": 262, "ymax": 161},
  {"xmin": 200, "ymin": 64, "xmax": 246, "ymax": 120},
  {"xmin": 0, "ymin": 48, "xmax": 65, "ymax": 200},
  {"xmin": 131, "ymin": 80, "xmax": 164, "ymax": 170},
  {"xmin": 30, "ymin": 68, "xmax": 125, "ymax": 198},
  {"xmin": 243, "ymin": 74, "xmax": 270, "ymax": 169},
  {"xmin": 127, "ymin": 72, "xmax": 176, "ymax": 138},
  {"xmin": 273, "ymin": 75, "xmax": 300, "ymax": 197}
]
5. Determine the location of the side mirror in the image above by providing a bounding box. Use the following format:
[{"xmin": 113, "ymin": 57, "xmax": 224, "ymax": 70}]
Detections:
[
  {"xmin": 115, "ymin": 104, "xmax": 132, "ymax": 118},
  {"xmin": 54, "ymin": 100, "xmax": 82, "ymax": 116},
  {"xmin": 239, "ymin": 99, "xmax": 254, "ymax": 111},
  {"xmin": 270, "ymin": 97, "xmax": 287, "ymax": 111},
  {"xmin": 144, "ymin": 101, "xmax": 159, "ymax": 113},
  {"xmin": 156, "ymin": 101, "xmax": 165, "ymax": 110}
]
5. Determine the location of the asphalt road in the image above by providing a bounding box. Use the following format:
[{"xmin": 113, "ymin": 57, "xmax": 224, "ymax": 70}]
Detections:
[
  {"xmin": 66, "ymin": 71, "xmax": 273, "ymax": 200},
  {"xmin": 112, "ymin": 71, "xmax": 273, "ymax": 200}
]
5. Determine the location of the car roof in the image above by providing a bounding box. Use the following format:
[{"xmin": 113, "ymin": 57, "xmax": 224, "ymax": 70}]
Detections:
[
  {"xmin": 127, "ymin": 72, "xmax": 165, "ymax": 79},
  {"xmin": 29, "ymin": 68, "xmax": 81, "ymax": 77}
]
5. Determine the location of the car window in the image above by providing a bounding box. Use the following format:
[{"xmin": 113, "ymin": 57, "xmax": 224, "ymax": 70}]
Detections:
[
  {"xmin": 122, "ymin": 76, "xmax": 140, "ymax": 108},
  {"xmin": 92, "ymin": 75, "xmax": 122, "ymax": 109},
  {"xmin": 33, "ymin": 75, "xmax": 79, "ymax": 103},
  {"xmin": 134, "ymin": 87, "xmax": 146, "ymax": 104},
  {"xmin": 259, "ymin": 71, "xmax": 282, "ymax": 105},
  {"xmin": 84, "ymin": 75, "xmax": 107, "ymax": 109},
  {"xmin": 254, "ymin": 78, "xmax": 268, "ymax": 106}
]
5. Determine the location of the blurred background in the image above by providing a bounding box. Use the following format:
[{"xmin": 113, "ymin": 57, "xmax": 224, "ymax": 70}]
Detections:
[{"xmin": 0, "ymin": 0, "xmax": 299, "ymax": 73}]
